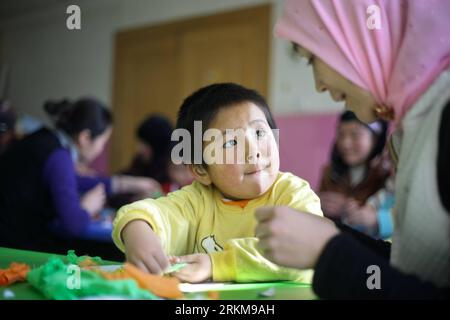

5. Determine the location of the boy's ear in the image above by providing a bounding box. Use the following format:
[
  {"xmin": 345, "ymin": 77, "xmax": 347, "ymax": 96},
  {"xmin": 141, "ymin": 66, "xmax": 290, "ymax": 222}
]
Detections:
[{"xmin": 188, "ymin": 164, "xmax": 212, "ymax": 186}]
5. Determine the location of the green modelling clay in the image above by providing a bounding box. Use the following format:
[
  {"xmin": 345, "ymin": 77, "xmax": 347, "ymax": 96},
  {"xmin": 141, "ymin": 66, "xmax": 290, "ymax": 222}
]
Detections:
[
  {"xmin": 66, "ymin": 249, "xmax": 102, "ymax": 265},
  {"xmin": 26, "ymin": 256, "xmax": 159, "ymax": 300}
]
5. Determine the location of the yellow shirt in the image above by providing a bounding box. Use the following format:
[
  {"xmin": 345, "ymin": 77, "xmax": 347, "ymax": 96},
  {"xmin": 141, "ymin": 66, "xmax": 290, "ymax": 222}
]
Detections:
[{"xmin": 113, "ymin": 172, "xmax": 322, "ymax": 283}]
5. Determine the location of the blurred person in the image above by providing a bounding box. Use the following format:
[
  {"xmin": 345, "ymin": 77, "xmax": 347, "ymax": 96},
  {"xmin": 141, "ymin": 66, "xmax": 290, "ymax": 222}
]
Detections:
[{"xmin": 319, "ymin": 111, "xmax": 393, "ymax": 238}]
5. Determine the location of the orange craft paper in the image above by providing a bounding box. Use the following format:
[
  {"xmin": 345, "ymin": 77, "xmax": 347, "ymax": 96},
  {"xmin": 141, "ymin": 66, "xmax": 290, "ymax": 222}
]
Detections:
[
  {"xmin": 0, "ymin": 263, "xmax": 30, "ymax": 286},
  {"xmin": 94, "ymin": 263, "xmax": 183, "ymax": 299}
]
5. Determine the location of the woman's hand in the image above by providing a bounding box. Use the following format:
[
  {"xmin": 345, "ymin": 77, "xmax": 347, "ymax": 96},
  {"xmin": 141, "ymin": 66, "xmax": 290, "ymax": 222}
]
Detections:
[
  {"xmin": 169, "ymin": 254, "xmax": 212, "ymax": 283},
  {"xmin": 122, "ymin": 220, "xmax": 169, "ymax": 275},
  {"xmin": 319, "ymin": 192, "xmax": 348, "ymax": 218},
  {"xmin": 255, "ymin": 206, "xmax": 340, "ymax": 269},
  {"xmin": 80, "ymin": 183, "xmax": 106, "ymax": 217}
]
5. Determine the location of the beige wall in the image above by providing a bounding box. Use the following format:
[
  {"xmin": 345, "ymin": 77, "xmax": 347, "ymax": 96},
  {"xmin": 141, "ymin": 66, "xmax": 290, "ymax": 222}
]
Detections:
[{"xmin": 0, "ymin": 0, "xmax": 343, "ymax": 122}]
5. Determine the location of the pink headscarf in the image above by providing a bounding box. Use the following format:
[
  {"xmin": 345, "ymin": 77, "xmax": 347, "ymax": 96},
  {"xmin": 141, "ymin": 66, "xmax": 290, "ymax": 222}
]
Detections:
[{"xmin": 275, "ymin": 0, "xmax": 450, "ymax": 123}]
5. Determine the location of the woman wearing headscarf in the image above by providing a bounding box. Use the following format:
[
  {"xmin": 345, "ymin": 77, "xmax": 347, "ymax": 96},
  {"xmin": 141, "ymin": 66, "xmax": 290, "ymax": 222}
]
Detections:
[{"xmin": 255, "ymin": 0, "xmax": 450, "ymax": 299}]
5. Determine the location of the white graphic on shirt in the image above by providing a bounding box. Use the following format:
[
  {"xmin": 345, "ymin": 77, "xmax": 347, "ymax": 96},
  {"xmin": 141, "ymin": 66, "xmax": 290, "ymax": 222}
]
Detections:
[{"xmin": 201, "ymin": 235, "xmax": 223, "ymax": 253}]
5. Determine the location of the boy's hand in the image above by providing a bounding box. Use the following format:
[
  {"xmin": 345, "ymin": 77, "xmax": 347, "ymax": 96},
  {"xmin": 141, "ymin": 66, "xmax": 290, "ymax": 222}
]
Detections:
[
  {"xmin": 169, "ymin": 254, "xmax": 212, "ymax": 283},
  {"xmin": 122, "ymin": 220, "xmax": 169, "ymax": 275}
]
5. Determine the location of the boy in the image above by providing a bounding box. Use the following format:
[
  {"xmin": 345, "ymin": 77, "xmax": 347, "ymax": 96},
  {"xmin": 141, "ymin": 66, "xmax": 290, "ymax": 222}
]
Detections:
[{"xmin": 112, "ymin": 83, "xmax": 322, "ymax": 283}]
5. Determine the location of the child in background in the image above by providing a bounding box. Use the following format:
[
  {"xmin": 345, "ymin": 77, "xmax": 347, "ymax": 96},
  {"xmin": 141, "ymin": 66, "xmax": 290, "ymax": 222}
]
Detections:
[
  {"xmin": 109, "ymin": 115, "xmax": 193, "ymax": 208},
  {"xmin": 123, "ymin": 114, "xmax": 193, "ymax": 191},
  {"xmin": 344, "ymin": 177, "xmax": 395, "ymax": 240},
  {"xmin": 122, "ymin": 114, "xmax": 174, "ymax": 185},
  {"xmin": 163, "ymin": 161, "xmax": 193, "ymax": 194},
  {"xmin": 318, "ymin": 111, "xmax": 393, "ymax": 238},
  {"xmin": 113, "ymin": 83, "xmax": 322, "ymax": 283}
]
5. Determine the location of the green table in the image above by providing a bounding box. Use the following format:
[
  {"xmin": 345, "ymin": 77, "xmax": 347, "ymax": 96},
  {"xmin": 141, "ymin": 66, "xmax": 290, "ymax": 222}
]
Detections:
[{"xmin": 0, "ymin": 247, "xmax": 316, "ymax": 300}]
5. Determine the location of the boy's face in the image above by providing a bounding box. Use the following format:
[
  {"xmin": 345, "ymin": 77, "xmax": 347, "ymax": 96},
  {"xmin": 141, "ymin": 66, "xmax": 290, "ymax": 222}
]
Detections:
[{"xmin": 192, "ymin": 102, "xmax": 280, "ymax": 200}]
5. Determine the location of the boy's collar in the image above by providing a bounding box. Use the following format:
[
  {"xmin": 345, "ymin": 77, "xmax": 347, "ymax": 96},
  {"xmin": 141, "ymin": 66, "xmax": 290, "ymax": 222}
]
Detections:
[{"xmin": 220, "ymin": 198, "xmax": 250, "ymax": 209}]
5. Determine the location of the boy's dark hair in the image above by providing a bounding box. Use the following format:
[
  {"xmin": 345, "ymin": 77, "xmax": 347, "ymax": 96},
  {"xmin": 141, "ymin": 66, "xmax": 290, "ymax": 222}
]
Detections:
[
  {"xmin": 176, "ymin": 83, "xmax": 277, "ymax": 163},
  {"xmin": 44, "ymin": 97, "xmax": 113, "ymax": 138}
]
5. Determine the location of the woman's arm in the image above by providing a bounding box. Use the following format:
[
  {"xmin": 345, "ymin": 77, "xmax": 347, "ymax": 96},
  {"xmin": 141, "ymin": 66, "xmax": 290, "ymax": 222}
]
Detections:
[
  {"xmin": 313, "ymin": 233, "xmax": 449, "ymax": 299},
  {"xmin": 43, "ymin": 148, "xmax": 91, "ymax": 236},
  {"xmin": 335, "ymin": 221, "xmax": 391, "ymax": 259},
  {"xmin": 255, "ymin": 206, "xmax": 447, "ymax": 299},
  {"xmin": 110, "ymin": 175, "xmax": 161, "ymax": 195},
  {"xmin": 76, "ymin": 174, "xmax": 112, "ymax": 195},
  {"xmin": 76, "ymin": 174, "xmax": 161, "ymax": 199}
]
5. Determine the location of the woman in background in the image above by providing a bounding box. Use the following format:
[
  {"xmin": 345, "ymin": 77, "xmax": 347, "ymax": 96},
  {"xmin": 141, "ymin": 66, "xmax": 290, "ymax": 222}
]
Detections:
[
  {"xmin": 319, "ymin": 110, "xmax": 393, "ymax": 238},
  {"xmin": 0, "ymin": 98, "xmax": 159, "ymax": 258}
]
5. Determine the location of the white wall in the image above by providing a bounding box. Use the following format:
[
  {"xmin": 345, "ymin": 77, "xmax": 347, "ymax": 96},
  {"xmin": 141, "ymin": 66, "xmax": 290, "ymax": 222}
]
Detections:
[{"xmin": 0, "ymin": 0, "xmax": 343, "ymax": 122}]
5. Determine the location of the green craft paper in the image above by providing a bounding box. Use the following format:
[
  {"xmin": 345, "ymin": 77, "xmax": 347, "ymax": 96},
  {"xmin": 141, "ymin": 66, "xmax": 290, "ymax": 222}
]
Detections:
[
  {"xmin": 66, "ymin": 249, "xmax": 102, "ymax": 265},
  {"xmin": 26, "ymin": 256, "xmax": 159, "ymax": 300},
  {"xmin": 165, "ymin": 263, "xmax": 187, "ymax": 274}
]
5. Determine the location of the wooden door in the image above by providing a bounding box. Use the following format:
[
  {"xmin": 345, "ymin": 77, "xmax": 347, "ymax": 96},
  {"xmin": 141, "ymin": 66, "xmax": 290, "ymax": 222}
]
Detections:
[{"xmin": 111, "ymin": 5, "xmax": 270, "ymax": 172}]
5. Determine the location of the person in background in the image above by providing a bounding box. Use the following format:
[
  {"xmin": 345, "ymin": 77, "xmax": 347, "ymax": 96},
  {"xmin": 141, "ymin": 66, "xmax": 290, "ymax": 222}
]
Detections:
[
  {"xmin": 164, "ymin": 160, "xmax": 194, "ymax": 194},
  {"xmin": 124, "ymin": 114, "xmax": 174, "ymax": 184},
  {"xmin": 0, "ymin": 99, "xmax": 17, "ymax": 155},
  {"xmin": 111, "ymin": 115, "xmax": 192, "ymax": 205},
  {"xmin": 347, "ymin": 177, "xmax": 395, "ymax": 240},
  {"xmin": 0, "ymin": 98, "xmax": 159, "ymax": 259},
  {"xmin": 319, "ymin": 110, "xmax": 393, "ymax": 238}
]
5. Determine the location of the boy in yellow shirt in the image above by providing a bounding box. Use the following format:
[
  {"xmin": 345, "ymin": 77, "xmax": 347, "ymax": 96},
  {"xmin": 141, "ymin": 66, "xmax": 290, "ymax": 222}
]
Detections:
[{"xmin": 112, "ymin": 83, "xmax": 322, "ymax": 283}]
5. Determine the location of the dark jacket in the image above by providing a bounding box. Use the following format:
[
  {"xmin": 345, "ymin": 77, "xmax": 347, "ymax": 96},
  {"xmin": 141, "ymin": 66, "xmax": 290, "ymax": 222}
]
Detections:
[{"xmin": 0, "ymin": 128, "xmax": 61, "ymax": 250}]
